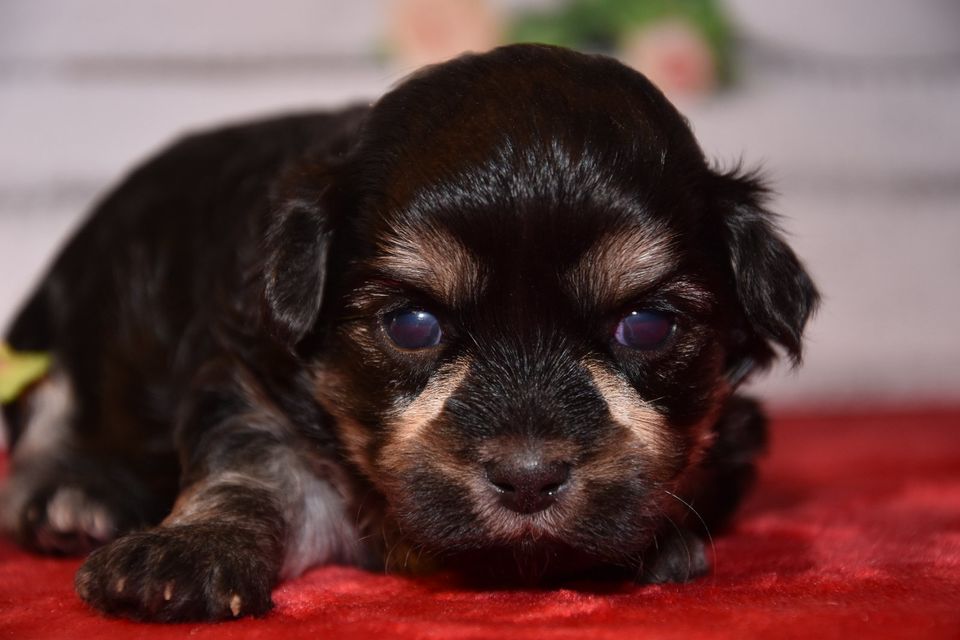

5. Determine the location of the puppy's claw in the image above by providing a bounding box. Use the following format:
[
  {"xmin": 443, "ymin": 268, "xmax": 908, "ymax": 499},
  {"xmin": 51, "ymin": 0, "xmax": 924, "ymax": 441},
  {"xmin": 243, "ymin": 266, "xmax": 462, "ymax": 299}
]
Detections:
[
  {"xmin": 230, "ymin": 594, "xmax": 242, "ymax": 617},
  {"xmin": 163, "ymin": 581, "xmax": 174, "ymax": 602}
]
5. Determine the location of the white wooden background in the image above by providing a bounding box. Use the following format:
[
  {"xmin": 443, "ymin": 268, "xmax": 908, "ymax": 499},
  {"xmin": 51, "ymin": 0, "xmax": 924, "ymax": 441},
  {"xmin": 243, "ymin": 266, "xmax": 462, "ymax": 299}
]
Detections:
[{"xmin": 1, "ymin": 0, "xmax": 959, "ymax": 408}]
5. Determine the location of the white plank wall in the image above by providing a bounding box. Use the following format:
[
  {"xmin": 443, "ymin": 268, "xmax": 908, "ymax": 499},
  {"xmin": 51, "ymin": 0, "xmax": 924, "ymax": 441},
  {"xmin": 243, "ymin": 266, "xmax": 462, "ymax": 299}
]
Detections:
[{"xmin": 1, "ymin": 0, "xmax": 959, "ymax": 407}]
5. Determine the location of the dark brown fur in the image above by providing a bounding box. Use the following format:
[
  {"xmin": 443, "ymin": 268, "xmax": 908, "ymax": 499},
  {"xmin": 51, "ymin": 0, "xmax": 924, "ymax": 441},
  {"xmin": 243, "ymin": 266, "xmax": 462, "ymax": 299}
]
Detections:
[{"xmin": 1, "ymin": 45, "xmax": 818, "ymax": 621}]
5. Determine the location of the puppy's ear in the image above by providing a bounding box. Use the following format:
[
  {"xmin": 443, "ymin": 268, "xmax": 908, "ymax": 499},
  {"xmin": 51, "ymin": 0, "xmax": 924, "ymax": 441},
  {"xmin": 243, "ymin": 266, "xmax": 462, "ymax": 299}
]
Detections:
[
  {"xmin": 711, "ymin": 168, "xmax": 820, "ymax": 383},
  {"xmin": 263, "ymin": 166, "xmax": 341, "ymax": 346}
]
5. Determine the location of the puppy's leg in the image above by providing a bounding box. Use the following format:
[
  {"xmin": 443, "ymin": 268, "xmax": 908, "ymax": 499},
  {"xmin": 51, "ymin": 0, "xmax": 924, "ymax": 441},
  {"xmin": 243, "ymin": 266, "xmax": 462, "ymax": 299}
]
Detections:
[
  {"xmin": 75, "ymin": 428, "xmax": 288, "ymax": 621},
  {"xmin": 1, "ymin": 373, "xmax": 164, "ymax": 555},
  {"xmin": 74, "ymin": 368, "xmax": 358, "ymax": 622},
  {"xmin": 690, "ymin": 394, "xmax": 768, "ymax": 532},
  {"xmin": 637, "ymin": 395, "xmax": 767, "ymax": 584},
  {"xmin": 641, "ymin": 527, "xmax": 709, "ymax": 584}
]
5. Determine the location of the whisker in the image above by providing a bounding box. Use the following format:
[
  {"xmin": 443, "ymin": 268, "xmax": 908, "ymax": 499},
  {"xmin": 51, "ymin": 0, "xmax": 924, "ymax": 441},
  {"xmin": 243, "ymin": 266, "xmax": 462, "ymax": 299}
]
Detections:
[
  {"xmin": 639, "ymin": 395, "xmax": 666, "ymax": 409},
  {"xmin": 354, "ymin": 488, "xmax": 374, "ymax": 530},
  {"xmin": 663, "ymin": 488, "xmax": 716, "ymax": 578},
  {"xmin": 413, "ymin": 543, "xmax": 428, "ymax": 569},
  {"xmin": 383, "ymin": 534, "xmax": 405, "ymax": 575},
  {"xmin": 380, "ymin": 521, "xmax": 396, "ymax": 574},
  {"xmin": 662, "ymin": 513, "xmax": 692, "ymax": 581}
]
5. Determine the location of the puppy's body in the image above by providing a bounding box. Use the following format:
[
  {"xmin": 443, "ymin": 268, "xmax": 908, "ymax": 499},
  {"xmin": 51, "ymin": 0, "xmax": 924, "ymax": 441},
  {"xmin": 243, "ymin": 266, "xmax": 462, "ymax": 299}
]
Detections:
[{"xmin": 1, "ymin": 45, "xmax": 817, "ymax": 621}]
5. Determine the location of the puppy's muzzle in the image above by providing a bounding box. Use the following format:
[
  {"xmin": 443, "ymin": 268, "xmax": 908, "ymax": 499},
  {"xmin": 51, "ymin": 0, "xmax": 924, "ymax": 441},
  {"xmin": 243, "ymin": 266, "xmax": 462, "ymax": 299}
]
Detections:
[{"xmin": 483, "ymin": 445, "xmax": 572, "ymax": 514}]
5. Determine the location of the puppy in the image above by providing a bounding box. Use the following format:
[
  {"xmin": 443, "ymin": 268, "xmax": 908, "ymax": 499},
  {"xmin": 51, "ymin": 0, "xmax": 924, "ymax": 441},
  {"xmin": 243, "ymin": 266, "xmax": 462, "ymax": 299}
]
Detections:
[{"xmin": 1, "ymin": 44, "xmax": 818, "ymax": 621}]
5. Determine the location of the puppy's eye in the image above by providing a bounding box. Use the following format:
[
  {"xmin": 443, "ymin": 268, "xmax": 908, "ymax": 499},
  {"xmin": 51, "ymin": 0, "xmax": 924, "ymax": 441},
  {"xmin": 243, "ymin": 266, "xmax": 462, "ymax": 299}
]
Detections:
[
  {"xmin": 614, "ymin": 310, "xmax": 674, "ymax": 350},
  {"xmin": 384, "ymin": 309, "xmax": 442, "ymax": 350}
]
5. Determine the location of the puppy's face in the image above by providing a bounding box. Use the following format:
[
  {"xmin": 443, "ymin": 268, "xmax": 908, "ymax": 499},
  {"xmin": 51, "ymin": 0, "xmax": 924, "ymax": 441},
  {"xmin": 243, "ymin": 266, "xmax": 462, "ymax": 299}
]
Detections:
[
  {"xmin": 264, "ymin": 45, "xmax": 817, "ymax": 576},
  {"xmin": 320, "ymin": 215, "xmax": 724, "ymax": 573}
]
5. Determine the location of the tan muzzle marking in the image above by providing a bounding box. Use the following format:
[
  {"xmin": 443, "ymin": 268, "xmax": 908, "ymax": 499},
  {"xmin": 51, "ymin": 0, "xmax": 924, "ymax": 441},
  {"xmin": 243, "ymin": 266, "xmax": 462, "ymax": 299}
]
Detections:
[
  {"xmin": 582, "ymin": 360, "xmax": 669, "ymax": 456},
  {"xmin": 389, "ymin": 358, "xmax": 472, "ymax": 443}
]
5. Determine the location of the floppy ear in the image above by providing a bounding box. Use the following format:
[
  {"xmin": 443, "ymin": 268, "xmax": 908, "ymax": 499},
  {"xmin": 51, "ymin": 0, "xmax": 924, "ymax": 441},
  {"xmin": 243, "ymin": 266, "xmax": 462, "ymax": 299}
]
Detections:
[
  {"xmin": 262, "ymin": 166, "xmax": 341, "ymax": 346},
  {"xmin": 711, "ymin": 168, "xmax": 820, "ymax": 383}
]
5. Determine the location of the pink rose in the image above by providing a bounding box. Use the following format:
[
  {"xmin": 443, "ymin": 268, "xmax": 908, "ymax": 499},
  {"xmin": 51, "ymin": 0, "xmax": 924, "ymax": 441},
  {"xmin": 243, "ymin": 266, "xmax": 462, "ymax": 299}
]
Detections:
[
  {"xmin": 621, "ymin": 19, "xmax": 717, "ymax": 100},
  {"xmin": 387, "ymin": 0, "xmax": 504, "ymax": 69}
]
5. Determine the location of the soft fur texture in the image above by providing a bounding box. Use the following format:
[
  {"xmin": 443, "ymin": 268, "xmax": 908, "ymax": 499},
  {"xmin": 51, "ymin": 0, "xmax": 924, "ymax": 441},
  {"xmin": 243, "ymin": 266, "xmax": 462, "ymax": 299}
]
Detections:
[{"xmin": 1, "ymin": 44, "xmax": 818, "ymax": 621}]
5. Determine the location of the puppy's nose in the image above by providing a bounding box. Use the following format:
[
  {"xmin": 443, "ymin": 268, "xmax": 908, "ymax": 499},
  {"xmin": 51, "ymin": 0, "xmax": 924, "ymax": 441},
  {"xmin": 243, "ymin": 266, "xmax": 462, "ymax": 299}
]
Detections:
[{"xmin": 484, "ymin": 453, "xmax": 571, "ymax": 514}]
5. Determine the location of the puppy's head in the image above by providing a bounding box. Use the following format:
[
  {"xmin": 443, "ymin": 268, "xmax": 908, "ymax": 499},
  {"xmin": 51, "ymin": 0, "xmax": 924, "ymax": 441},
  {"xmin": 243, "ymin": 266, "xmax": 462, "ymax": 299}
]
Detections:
[{"xmin": 264, "ymin": 45, "xmax": 818, "ymax": 576}]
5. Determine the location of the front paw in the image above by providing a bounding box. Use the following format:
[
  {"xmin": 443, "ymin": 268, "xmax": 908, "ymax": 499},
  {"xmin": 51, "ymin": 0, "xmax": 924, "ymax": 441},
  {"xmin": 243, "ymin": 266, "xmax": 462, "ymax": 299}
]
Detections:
[
  {"xmin": 75, "ymin": 524, "xmax": 277, "ymax": 621},
  {"xmin": 640, "ymin": 528, "xmax": 709, "ymax": 584}
]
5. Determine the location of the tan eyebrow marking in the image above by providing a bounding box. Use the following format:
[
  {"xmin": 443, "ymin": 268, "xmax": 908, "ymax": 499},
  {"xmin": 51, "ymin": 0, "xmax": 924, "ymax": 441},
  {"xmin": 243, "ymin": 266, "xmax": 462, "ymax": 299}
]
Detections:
[
  {"xmin": 372, "ymin": 224, "xmax": 485, "ymax": 305},
  {"xmin": 566, "ymin": 225, "xmax": 679, "ymax": 305},
  {"xmin": 582, "ymin": 359, "xmax": 670, "ymax": 458}
]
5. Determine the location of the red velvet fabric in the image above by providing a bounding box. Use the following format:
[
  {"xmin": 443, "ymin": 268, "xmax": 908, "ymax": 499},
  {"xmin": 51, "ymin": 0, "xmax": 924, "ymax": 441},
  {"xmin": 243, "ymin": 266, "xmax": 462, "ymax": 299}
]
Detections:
[{"xmin": 2, "ymin": 408, "xmax": 959, "ymax": 638}]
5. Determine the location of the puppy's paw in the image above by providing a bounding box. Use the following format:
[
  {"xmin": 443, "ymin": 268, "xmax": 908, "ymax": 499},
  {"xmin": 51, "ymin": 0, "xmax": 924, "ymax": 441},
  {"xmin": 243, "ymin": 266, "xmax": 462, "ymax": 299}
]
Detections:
[
  {"xmin": 75, "ymin": 524, "xmax": 275, "ymax": 621},
  {"xmin": 640, "ymin": 529, "xmax": 709, "ymax": 584},
  {"xmin": 24, "ymin": 485, "xmax": 119, "ymax": 554},
  {"xmin": 2, "ymin": 472, "xmax": 142, "ymax": 555}
]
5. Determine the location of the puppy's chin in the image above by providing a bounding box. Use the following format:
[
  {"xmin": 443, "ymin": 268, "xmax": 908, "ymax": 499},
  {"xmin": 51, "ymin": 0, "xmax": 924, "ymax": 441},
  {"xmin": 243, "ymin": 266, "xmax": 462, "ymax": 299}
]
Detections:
[
  {"xmin": 440, "ymin": 527, "xmax": 661, "ymax": 584},
  {"xmin": 381, "ymin": 481, "xmax": 660, "ymax": 583},
  {"xmin": 439, "ymin": 541, "xmax": 634, "ymax": 586}
]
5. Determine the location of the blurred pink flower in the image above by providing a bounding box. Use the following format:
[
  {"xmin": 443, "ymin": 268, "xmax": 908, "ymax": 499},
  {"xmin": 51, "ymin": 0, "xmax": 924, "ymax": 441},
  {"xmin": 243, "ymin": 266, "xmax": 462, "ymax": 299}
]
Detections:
[
  {"xmin": 387, "ymin": 0, "xmax": 504, "ymax": 70},
  {"xmin": 621, "ymin": 18, "xmax": 717, "ymax": 100}
]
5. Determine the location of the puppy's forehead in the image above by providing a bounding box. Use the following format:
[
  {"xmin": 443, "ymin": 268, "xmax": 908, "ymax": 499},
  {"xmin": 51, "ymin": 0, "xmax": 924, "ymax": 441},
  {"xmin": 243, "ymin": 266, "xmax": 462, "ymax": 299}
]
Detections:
[
  {"xmin": 371, "ymin": 200, "xmax": 680, "ymax": 317},
  {"xmin": 355, "ymin": 46, "xmax": 707, "ymax": 309}
]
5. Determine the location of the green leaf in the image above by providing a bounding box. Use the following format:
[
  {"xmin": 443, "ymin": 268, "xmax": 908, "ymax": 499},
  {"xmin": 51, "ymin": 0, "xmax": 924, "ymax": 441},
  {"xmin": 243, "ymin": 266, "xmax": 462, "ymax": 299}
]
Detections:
[{"xmin": 0, "ymin": 343, "xmax": 51, "ymax": 404}]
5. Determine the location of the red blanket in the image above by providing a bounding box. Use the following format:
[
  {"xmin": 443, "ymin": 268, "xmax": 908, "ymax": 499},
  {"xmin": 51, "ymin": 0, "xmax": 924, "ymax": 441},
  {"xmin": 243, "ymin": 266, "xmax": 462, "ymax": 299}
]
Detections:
[{"xmin": 2, "ymin": 408, "xmax": 959, "ymax": 639}]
